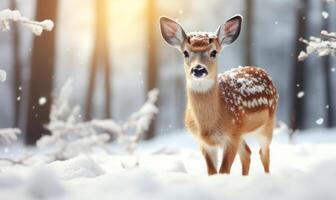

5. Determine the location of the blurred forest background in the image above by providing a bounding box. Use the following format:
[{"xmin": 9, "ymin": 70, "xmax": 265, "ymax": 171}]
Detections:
[{"xmin": 0, "ymin": 0, "xmax": 335, "ymax": 145}]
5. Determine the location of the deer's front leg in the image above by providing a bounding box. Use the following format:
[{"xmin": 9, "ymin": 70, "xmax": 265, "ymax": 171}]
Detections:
[
  {"xmin": 201, "ymin": 144, "xmax": 218, "ymax": 175},
  {"xmin": 219, "ymin": 138, "xmax": 240, "ymax": 174}
]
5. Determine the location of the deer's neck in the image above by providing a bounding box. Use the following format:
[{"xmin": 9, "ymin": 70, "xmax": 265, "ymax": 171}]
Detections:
[{"xmin": 187, "ymin": 78, "xmax": 220, "ymax": 128}]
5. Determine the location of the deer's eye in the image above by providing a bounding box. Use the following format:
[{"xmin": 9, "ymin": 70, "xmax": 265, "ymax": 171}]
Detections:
[
  {"xmin": 210, "ymin": 50, "xmax": 217, "ymax": 58},
  {"xmin": 183, "ymin": 50, "xmax": 189, "ymax": 58}
]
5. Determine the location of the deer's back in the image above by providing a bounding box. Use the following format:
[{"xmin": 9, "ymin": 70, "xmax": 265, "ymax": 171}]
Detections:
[{"xmin": 218, "ymin": 66, "xmax": 278, "ymax": 125}]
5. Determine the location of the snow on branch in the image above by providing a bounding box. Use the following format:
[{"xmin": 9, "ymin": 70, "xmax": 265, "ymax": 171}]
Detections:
[
  {"xmin": 0, "ymin": 128, "xmax": 21, "ymax": 144},
  {"xmin": 112, "ymin": 88, "xmax": 159, "ymax": 154},
  {"xmin": 298, "ymin": 31, "xmax": 336, "ymax": 61},
  {"xmin": 321, "ymin": 30, "xmax": 336, "ymax": 40},
  {"xmin": 36, "ymin": 79, "xmax": 159, "ymax": 161},
  {"xmin": 0, "ymin": 9, "xmax": 54, "ymax": 35},
  {"xmin": 298, "ymin": 1, "xmax": 336, "ymax": 61}
]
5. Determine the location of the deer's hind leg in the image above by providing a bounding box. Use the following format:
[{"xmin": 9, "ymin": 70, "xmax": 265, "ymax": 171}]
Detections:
[
  {"xmin": 238, "ymin": 140, "xmax": 251, "ymax": 176},
  {"xmin": 257, "ymin": 118, "xmax": 274, "ymax": 173}
]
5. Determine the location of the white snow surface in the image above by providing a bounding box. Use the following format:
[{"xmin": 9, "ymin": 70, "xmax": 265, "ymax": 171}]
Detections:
[{"xmin": 1, "ymin": 128, "xmax": 336, "ymax": 200}]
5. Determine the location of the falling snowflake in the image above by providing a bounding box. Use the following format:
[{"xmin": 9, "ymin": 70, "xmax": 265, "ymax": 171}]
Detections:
[
  {"xmin": 38, "ymin": 97, "xmax": 47, "ymax": 105},
  {"xmin": 322, "ymin": 11, "xmax": 329, "ymax": 19},
  {"xmin": 297, "ymin": 91, "xmax": 305, "ymax": 98},
  {"xmin": 316, "ymin": 118, "xmax": 324, "ymax": 125},
  {"xmin": 298, "ymin": 51, "xmax": 308, "ymax": 61},
  {"xmin": 0, "ymin": 69, "xmax": 6, "ymax": 82}
]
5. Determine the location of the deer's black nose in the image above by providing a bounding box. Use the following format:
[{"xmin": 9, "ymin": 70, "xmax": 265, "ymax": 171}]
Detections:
[{"xmin": 191, "ymin": 65, "xmax": 208, "ymax": 78}]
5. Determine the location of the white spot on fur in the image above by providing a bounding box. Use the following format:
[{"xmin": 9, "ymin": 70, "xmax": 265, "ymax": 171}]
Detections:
[{"xmin": 187, "ymin": 78, "xmax": 215, "ymax": 93}]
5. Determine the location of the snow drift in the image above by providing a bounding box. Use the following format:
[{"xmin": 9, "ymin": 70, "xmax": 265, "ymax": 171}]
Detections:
[{"xmin": 1, "ymin": 128, "xmax": 336, "ymax": 200}]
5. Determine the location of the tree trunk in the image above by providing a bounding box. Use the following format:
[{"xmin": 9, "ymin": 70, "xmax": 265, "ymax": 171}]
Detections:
[
  {"xmin": 103, "ymin": 39, "xmax": 112, "ymax": 119},
  {"xmin": 85, "ymin": 36, "xmax": 99, "ymax": 120},
  {"xmin": 25, "ymin": 0, "xmax": 58, "ymax": 145},
  {"xmin": 144, "ymin": 0, "xmax": 157, "ymax": 140},
  {"xmin": 290, "ymin": 0, "xmax": 308, "ymax": 132},
  {"xmin": 101, "ymin": 0, "xmax": 111, "ymax": 119},
  {"xmin": 245, "ymin": 0, "xmax": 254, "ymax": 65},
  {"xmin": 321, "ymin": 1, "xmax": 335, "ymax": 128},
  {"xmin": 85, "ymin": 0, "xmax": 112, "ymax": 120},
  {"xmin": 10, "ymin": 0, "xmax": 21, "ymax": 127}
]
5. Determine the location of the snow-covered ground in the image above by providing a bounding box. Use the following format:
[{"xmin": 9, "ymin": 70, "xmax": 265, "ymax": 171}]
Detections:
[{"xmin": 1, "ymin": 128, "xmax": 336, "ymax": 200}]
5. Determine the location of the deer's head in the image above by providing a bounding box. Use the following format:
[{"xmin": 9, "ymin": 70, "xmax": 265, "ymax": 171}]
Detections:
[{"xmin": 160, "ymin": 15, "xmax": 242, "ymax": 93}]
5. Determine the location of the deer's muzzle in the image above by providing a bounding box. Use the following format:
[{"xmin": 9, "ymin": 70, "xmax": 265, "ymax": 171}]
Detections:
[{"xmin": 191, "ymin": 65, "xmax": 208, "ymax": 78}]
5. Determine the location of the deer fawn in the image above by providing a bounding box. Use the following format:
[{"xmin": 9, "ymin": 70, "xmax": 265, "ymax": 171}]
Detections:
[{"xmin": 160, "ymin": 15, "xmax": 278, "ymax": 176}]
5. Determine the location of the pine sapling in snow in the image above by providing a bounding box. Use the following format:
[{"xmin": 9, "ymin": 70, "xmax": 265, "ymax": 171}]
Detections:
[
  {"xmin": 36, "ymin": 79, "xmax": 159, "ymax": 161},
  {"xmin": 160, "ymin": 15, "xmax": 278, "ymax": 176}
]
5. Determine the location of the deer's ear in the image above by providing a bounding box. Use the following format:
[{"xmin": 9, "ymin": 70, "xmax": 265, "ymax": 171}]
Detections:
[
  {"xmin": 216, "ymin": 15, "xmax": 242, "ymax": 48},
  {"xmin": 160, "ymin": 17, "xmax": 186, "ymax": 50}
]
